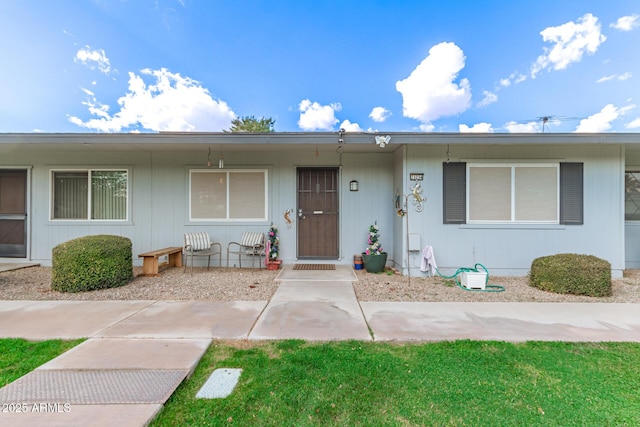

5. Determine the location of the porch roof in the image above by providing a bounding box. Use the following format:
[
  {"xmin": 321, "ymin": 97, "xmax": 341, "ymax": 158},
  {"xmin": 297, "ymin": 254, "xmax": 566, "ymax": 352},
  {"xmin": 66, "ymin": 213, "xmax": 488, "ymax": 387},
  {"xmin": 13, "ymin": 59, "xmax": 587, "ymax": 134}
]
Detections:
[{"xmin": 2, "ymin": 132, "xmax": 640, "ymax": 154}]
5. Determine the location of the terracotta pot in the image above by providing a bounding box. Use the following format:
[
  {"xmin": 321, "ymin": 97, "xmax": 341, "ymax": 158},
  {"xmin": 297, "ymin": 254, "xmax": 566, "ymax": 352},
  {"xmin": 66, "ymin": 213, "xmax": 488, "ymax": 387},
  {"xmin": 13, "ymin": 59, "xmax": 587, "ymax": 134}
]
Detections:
[{"xmin": 266, "ymin": 260, "xmax": 281, "ymax": 270}]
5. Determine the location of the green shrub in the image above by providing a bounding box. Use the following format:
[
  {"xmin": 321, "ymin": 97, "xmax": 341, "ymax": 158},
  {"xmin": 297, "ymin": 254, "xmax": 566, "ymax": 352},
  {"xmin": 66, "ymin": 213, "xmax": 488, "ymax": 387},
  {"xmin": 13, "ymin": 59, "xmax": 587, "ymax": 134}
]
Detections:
[
  {"xmin": 529, "ymin": 253, "xmax": 611, "ymax": 297},
  {"xmin": 51, "ymin": 235, "xmax": 133, "ymax": 293}
]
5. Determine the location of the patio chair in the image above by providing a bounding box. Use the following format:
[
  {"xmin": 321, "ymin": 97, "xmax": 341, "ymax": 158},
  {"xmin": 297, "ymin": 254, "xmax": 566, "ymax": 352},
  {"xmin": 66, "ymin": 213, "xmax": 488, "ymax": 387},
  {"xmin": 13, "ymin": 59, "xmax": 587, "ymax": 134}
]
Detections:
[
  {"xmin": 183, "ymin": 232, "xmax": 222, "ymax": 274},
  {"xmin": 226, "ymin": 232, "xmax": 266, "ymax": 268}
]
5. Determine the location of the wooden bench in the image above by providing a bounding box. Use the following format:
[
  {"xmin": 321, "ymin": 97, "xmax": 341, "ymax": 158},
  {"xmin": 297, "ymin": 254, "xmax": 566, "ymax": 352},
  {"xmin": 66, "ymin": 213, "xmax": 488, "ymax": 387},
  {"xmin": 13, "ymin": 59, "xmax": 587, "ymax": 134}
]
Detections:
[{"xmin": 138, "ymin": 246, "xmax": 183, "ymax": 277}]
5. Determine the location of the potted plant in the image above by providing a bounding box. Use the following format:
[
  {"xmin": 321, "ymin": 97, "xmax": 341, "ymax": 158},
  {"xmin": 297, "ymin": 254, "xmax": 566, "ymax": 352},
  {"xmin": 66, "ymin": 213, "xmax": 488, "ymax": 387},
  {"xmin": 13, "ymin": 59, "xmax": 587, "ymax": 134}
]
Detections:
[
  {"xmin": 362, "ymin": 224, "xmax": 387, "ymax": 273},
  {"xmin": 266, "ymin": 223, "xmax": 281, "ymax": 270}
]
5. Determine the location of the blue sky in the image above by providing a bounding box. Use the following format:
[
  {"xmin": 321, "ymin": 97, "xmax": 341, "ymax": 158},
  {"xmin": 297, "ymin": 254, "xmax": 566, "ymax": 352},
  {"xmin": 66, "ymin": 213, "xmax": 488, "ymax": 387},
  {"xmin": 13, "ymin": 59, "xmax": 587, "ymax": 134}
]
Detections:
[{"xmin": 1, "ymin": 1, "xmax": 640, "ymax": 134}]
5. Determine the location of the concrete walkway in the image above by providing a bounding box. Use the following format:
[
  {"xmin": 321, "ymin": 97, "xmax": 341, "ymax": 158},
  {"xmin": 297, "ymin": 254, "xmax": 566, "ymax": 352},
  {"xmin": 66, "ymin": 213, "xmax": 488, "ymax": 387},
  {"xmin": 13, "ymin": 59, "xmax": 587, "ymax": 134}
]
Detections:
[
  {"xmin": 0, "ymin": 262, "xmax": 39, "ymax": 273},
  {"xmin": 250, "ymin": 265, "xmax": 371, "ymax": 340},
  {"xmin": 0, "ymin": 265, "xmax": 639, "ymax": 426}
]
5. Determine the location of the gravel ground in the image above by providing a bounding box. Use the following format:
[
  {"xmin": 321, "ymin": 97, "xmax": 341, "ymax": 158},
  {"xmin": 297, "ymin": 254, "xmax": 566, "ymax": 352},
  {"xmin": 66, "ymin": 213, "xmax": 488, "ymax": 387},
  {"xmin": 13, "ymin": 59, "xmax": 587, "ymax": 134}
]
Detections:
[
  {"xmin": 353, "ymin": 269, "xmax": 640, "ymax": 303},
  {"xmin": 1, "ymin": 265, "xmax": 640, "ymax": 303}
]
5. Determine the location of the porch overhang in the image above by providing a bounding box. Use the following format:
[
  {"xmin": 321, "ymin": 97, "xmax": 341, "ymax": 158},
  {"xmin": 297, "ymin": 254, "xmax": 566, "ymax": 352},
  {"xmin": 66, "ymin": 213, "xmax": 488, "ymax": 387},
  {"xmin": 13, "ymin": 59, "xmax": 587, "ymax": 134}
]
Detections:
[{"xmin": 1, "ymin": 132, "xmax": 640, "ymax": 155}]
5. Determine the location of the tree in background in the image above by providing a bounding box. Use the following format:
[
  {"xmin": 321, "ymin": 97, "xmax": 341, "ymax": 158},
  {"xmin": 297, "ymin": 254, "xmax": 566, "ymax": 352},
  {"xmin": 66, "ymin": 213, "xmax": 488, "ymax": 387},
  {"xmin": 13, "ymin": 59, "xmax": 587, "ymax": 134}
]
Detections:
[{"xmin": 226, "ymin": 115, "xmax": 275, "ymax": 132}]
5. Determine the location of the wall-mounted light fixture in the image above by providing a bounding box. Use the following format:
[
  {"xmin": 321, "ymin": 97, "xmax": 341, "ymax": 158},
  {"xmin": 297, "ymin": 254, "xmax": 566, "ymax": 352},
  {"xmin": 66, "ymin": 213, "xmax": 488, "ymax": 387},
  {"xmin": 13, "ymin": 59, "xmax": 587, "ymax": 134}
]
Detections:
[
  {"xmin": 349, "ymin": 180, "xmax": 359, "ymax": 191},
  {"xmin": 218, "ymin": 147, "xmax": 224, "ymax": 169},
  {"xmin": 207, "ymin": 147, "xmax": 212, "ymax": 167}
]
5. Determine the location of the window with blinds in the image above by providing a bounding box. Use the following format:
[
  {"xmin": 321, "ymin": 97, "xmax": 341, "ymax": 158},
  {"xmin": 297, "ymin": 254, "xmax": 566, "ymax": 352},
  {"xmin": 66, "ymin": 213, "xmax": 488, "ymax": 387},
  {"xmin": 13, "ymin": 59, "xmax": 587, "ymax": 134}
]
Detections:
[
  {"xmin": 443, "ymin": 162, "xmax": 582, "ymax": 225},
  {"xmin": 51, "ymin": 170, "xmax": 128, "ymax": 220},
  {"xmin": 190, "ymin": 169, "xmax": 267, "ymax": 221},
  {"xmin": 468, "ymin": 164, "xmax": 558, "ymax": 223}
]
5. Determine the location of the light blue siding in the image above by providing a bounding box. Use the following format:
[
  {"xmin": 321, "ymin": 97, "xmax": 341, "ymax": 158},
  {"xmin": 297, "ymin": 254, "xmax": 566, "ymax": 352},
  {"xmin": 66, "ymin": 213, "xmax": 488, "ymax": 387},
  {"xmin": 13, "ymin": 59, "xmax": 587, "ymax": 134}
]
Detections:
[
  {"xmin": 5, "ymin": 145, "xmax": 396, "ymax": 269},
  {"xmin": 396, "ymin": 144, "xmax": 625, "ymax": 277},
  {"xmin": 1, "ymin": 133, "xmax": 634, "ymax": 279}
]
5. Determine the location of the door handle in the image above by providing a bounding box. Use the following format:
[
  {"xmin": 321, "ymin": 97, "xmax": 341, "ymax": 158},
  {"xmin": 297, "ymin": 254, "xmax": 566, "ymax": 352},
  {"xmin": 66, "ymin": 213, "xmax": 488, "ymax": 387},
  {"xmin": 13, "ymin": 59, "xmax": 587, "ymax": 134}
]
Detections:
[{"xmin": 0, "ymin": 214, "xmax": 27, "ymax": 220}]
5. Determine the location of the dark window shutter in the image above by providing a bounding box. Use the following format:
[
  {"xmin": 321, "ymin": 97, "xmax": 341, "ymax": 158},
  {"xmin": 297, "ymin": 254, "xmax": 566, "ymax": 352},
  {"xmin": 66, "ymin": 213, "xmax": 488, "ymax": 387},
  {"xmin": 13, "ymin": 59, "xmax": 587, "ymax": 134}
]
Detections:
[
  {"xmin": 443, "ymin": 162, "xmax": 466, "ymax": 224},
  {"xmin": 560, "ymin": 162, "xmax": 583, "ymax": 225}
]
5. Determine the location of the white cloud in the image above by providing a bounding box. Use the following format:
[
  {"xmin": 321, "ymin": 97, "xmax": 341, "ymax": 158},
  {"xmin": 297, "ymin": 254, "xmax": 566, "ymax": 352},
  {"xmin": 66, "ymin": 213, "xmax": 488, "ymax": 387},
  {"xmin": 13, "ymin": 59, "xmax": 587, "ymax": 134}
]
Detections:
[
  {"xmin": 75, "ymin": 46, "xmax": 111, "ymax": 74},
  {"xmin": 459, "ymin": 122, "xmax": 494, "ymax": 133},
  {"xmin": 297, "ymin": 99, "xmax": 341, "ymax": 131},
  {"xmin": 369, "ymin": 106, "xmax": 391, "ymax": 122},
  {"xmin": 68, "ymin": 68, "xmax": 235, "ymax": 132},
  {"xmin": 477, "ymin": 90, "xmax": 497, "ymax": 108},
  {"xmin": 619, "ymin": 72, "xmax": 633, "ymax": 81},
  {"xmin": 500, "ymin": 72, "xmax": 527, "ymax": 87},
  {"xmin": 531, "ymin": 13, "xmax": 606, "ymax": 78},
  {"xmin": 597, "ymin": 74, "xmax": 615, "ymax": 83},
  {"xmin": 626, "ymin": 118, "xmax": 640, "ymax": 129},
  {"xmin": 597, "ymin": 72, "xmax": 632, "ymax": 83},
  {"xmin": 339, "ymin": 119, "xmax": 363, "ymax": 132},
  {"xmin": 504, "ymin": 121, "xmax": 540, "ymax": 133},
  {"xmin": 574, "ymin": 104, "xmax": 634, "ymax": 132},
  {"xmin": 611, "ymin": 14, "xmax": 640, "ymax": 31},
  {"xmin": 76, "ymin": 87, "xmax": 111, "ymax": 119},
  {"xmin": 395, "ymin": 42, "xmax": 472, "ymax": 129}
]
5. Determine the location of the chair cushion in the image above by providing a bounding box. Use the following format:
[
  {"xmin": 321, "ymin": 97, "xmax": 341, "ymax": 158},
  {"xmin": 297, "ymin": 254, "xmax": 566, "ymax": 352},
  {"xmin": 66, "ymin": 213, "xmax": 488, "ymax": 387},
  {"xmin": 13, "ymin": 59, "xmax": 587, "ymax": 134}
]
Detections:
[
  {"xmin": 185, "ymin": 232, "xmax": 211, "ymax": 251},
  {"xmin": 240, "ymin": 232, "xmax": 263, "ymax": 247}
]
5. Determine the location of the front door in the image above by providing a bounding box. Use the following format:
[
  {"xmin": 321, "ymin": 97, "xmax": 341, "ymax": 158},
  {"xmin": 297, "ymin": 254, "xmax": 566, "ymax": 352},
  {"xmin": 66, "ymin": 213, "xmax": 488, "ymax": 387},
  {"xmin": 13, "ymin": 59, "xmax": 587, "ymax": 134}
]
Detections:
[
  {"xmin": 0, "ymin": 169, "xmax": 28, "ymax": 258},
  {"xmin": 297, "ymin": 167, "xmax": 339, "ymax": 259}
]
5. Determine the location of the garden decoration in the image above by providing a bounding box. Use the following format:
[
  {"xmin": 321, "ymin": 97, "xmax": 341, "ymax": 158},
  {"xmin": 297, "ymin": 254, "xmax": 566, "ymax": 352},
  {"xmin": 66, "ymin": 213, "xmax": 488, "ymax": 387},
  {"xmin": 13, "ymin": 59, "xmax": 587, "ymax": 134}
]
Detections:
[
  {"xmin": 410, "ymin": 182, "xmax": 426, "ymax": 212},
  {"xmin": 362, "ymin": 223, "xmax": 387, "ymax": 273},
  {"xmin": 266, "ymin": 223, "xmax": 281, "ymax": 270}
]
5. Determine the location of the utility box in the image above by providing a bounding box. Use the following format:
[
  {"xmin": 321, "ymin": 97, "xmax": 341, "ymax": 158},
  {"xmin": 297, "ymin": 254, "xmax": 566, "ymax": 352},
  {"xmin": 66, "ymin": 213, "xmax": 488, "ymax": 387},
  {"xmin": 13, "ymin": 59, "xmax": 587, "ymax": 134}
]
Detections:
[
  {"xmin": 408, "ymin": 234, "xmax": 421, "ymax": 252},
  {"xmin": 460, "ymin": 271, "xmax": 487, "ymax": 290}
]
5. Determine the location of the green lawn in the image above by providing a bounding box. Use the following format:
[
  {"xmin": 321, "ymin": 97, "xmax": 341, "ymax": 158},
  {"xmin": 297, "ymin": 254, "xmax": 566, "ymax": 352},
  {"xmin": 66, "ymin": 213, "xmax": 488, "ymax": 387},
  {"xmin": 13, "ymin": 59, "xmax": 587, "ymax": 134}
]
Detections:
[
  {"xmin": 151, "ymin": 340, "xmax": 640, "ymax": 426},
  {"xmin": 0, "ymin": 338, "xmax": 84, "ymax": 386}
]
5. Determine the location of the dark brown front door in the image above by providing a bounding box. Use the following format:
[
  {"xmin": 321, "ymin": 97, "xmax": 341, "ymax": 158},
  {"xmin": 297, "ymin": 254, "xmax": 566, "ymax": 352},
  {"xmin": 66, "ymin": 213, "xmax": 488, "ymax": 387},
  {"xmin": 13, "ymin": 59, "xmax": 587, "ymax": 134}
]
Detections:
[
  {"xmin": 297, "ymin": 168, "xmax": 339, "ymax": 259},
  {"xmin": 0, "ymin": 169, "xmax": 28, "ymax": 258}
]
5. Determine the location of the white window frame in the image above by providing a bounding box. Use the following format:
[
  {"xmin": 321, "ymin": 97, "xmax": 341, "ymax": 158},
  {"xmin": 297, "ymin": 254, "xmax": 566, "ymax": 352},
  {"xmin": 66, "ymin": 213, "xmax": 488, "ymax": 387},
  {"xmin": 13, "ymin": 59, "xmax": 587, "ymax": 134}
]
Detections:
[
  {"xmin": 466, "ymin": 163, "xmax": 559, "ymax": 224},
  {"xmin": 189, "ymin": 168, "xmax": 268, "ymax": 222},
  {"xmin": 49, "ymin": 168, "xmax": 130, "ymax": 222}
]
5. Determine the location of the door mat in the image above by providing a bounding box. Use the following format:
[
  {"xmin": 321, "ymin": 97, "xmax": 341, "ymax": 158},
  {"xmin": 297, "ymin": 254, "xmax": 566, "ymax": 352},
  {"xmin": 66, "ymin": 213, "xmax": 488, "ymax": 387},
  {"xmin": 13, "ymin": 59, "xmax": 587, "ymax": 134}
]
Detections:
[{"xmin": 292, "ymin": 264, "xmax": 336, "ymax": 271}]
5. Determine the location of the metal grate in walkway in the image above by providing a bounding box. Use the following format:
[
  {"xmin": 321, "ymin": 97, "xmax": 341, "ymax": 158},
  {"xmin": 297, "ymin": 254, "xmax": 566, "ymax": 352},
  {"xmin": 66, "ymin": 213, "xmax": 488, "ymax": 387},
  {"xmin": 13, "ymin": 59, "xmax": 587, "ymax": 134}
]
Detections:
[{"xmin": 0, "ymin": 369, "xmax": 188, "ymax": 404}]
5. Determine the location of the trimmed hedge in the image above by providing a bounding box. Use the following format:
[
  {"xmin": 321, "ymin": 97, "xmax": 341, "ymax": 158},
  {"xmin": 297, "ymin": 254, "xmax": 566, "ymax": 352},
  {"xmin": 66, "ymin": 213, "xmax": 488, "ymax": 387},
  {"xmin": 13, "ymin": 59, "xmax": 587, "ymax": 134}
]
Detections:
[
  {"xmin": 529, "ymin": 253, "xmax": 611, "ymax": 297},
  {"xmin": 51, "ymin": 235, "xmax": 133, "ymax": 293}
]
